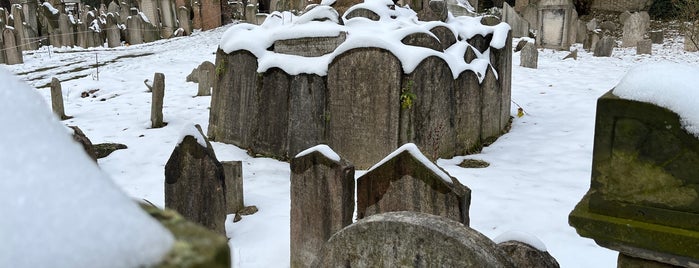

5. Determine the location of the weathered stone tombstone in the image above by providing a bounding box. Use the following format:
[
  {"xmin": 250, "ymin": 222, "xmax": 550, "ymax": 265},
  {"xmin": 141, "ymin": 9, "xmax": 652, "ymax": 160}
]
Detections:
[
  {"xmin": 221, "ymin": 161, "xmax": 244, "ymax": 214},
  {"xmin": 520, "ymin": 41, "xmax": 538, "ymax": 68},
  {"xmin": 178, "ymin": 6, "xmax": 192, "ymax": 36},
  {"xmin": 105, "ymin": 13, "xmax": 121, "ymax": 48},
  {"xmin": 58, "ymin": 13, "xmax": 74, "ymax": 47},
  {"xmin": 290, "ymin": 145, "xmax": 355, "ymax": 268},
  {"xmin": 583, "ymin": 31, "xmax": 600, "ymax": 51},
  {"xmin": 151, "ymin": 73, "xmax": 165, "ymax": 128},
  {"xmin": 685, "ymin": 27, "xmax": 699, "ymax": 52},
  {"xmin": 497, "ymin": 240, "xmax": 560, "ymax": 268},
  {"xmin": 502, "ymin": 2, "xmax": 529, "ymax": 38},
  {"xmin": 274, "ymin": 33, "xmax": 347, "ymax": 57},
  {"xmin": 593, "ymin": 35, "xmax": 614, "ymax": 57},
  {"xmin": 245, "ymin": 4, "xmax": 256, "ymax": 23},
  {"xmin": 636, "ymin": 39, "xmax": 651, "ymax": 55},
  {"xmin": 649, "ymin": 30, "xmax": 663, "ymax": 44},
  {"xmin": 356, "ymin": 143, "xmax": 471, "ymax": 225},
  {"xmin": 127, "ymin": 11, "xmax": 144, "ymax": 45},
  {"xmin": 570, "ymin": 88, "xmax": 699, "ymax": 267},
  {"xmin": 327, "ymin": 48, "xmax": 402, "ymax": 169},
  {"xmin": 621, "ymin": 11, "xmax": 650, "ymax": 48},
  {"xmin": 197, "ymin": 70, "xmax": 212, "ymax": 96},
  {"xmin": 453, "ymin": 70, "xmax": 481, "ymax": 153},
  {"xmin": 521, "ymin": 4, "xmax": 538, "ymax": 30},
  {"xmin": 164, "ymin": 124, "xmax": 227, "ymax": 235},
  {"xmin": 313, "ymin": 211, "xmax": 514, "ymax": 267},
  {"xmin": 536, "ymin": 0, "xmax": 576, "ymax": 50},
  {"xmin": 139, "ymin": 0, "xmax": 160, "ymax": 28},
  {"xmin": 159, "ymin": 0, "xmax": 177, "ymax": 38},
  {"xmin": 2, "ymin": 28, "xmax": 23, "ymax": 65},
  {"xmin": 50, "ymin": 77, "xmax": 70, "ymax": 120}
]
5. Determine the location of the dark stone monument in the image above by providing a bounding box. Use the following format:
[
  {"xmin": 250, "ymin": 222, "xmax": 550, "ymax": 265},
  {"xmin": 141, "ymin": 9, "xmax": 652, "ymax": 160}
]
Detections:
[
  {"xmin": 290, "ymin": 145, "xmax": 355, "ymax": 268},
  {"xmin": 593, "ymin": 35, "xmax": 614, "ymax": 57},
  {"xmin": 151, "ymin": 73, "xmax": 165, "ymax": 128},
  {"xmin": 221, "ymin": 161, "xmax": 244, "ymax": 214},
  {"xmin": 165, "ymin": 124, "xmax": 227, "ymax": 235},
  {"xmin": 520, "ymin": 41, "xmax": 538, "ymax": 68},
  {"xmin": 50, "ymin": 77, "xmax": 69, "ymax": 120}
]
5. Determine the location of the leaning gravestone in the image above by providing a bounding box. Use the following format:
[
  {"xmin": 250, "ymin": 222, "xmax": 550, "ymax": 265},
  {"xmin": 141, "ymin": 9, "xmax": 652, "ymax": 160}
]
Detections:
[
  {"xmin": 50, "ymin": 77, "xmax": 69, "ymax": 120},
  {"xmin": 520, "ymin": 41, "xmax": 538, "ymax": 69},
  {"xmin": 593, "ymin": 35, "xmax": 614, "ymax": 57},
  {"xmin": 151, "ymin": 73, "xmax": 165, "ymax": 128},
  {"xmin": 313, "ymin": 211, "xmax": 514, "ymax": 267},
  {"xmin": 165, "ymin": 124, "xmax": 227, "ymax": 235},
  {"xmin": 356, "ymin": 143, "xmax": 471, "ymax": 225},
  {"xmin": 290, "ymin": 145, "xmax": 355, "ymax": 268},
  {"xmin": 621, "ymin": 11, "xmax": 650, "ymax": 48}
]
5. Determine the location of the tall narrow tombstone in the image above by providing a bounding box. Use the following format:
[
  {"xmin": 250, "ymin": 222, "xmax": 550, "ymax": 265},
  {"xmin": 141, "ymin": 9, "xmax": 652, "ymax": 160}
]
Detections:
[
  {"xmin": 50, "ymin": 78, "xmax": 69, "ymax": 120},
  {"xmin": 221, "ymin": 161, "xmax": 244, "ymax": 214},
  {"xmin": 165, "ymin": 124, "xmax": 227, "ymax": 235},
  {"xmin": 520, "ymin": 41, "xmax": 538, "ymax": 68},
  {"xmin": 492, "ymin": 30, "xmax": 512, "ymax": 132},
  {"xmin": 0, "ymin": 31, "xmax": 5, "ymax": 64},
  {"xmin": 313, "ymin": 212, "xmax": 513, "ymax": 267},
  {"xmin": 287, "ymin": 74, "xmax": 327, "ymax": 156},
  {"xmin": 453, "ymin": 70, "xmax": 481, "ymax": 154},
  {"xmin": 2, "ymin": 28, "xmax": 23, "ymax": 65},
  {"xmin": 22, "ymin": 1, "xmax": 39, "ymax": 35},
  {"xmin": 502, "ymin": 2, "xmax": 529, "ymax": 38},
  {"xmin": 105, "ymin": 14, "xmax": 121, "ymax": 47},
  {"xmin": 127, "ymin": 13, "xmax": 144, "ymax": 45},
  {"xmin": 199, "ymin": 0, "xmax": 221, "ymax": 30},
  {"xmin": 151, "ymin": 73, "xmax": 165, "ymax": 128},
  {"xmin": 356, "ymin": 143, "xmax": 471, "ymax": 225},
  {"xmin": 76, "ymin": 21, "xmax": 88, "ymax": 48},
  {"xmin": 139, "ymin": 0, "xmax": 160, "ymax": 27},
  {"xmin": 159, "ymin": 0, "xmax": 177, "ymax": 38},
  {"xmin": 58, "ymin": 13, "xmax": 74, "ymax": 47},
  {"xmin": 480, "ymin": 67, "xmax": 502, "ymax": 140},
  {"xmin": 622, "ymin": 12, "xmax": 649, "ymax": 48},
  {"xmin": 290, "ymin": 145, "xmax": 355, "ymax": 268},
  {"xmin": 197, "ymin": 70, "xmax": 211, "ymax": 96},
  {"xmin": 327, "ymin": 48, "xmax": 401, "ymax": 169},
  {"xmin": 177, "ymin": 6, "xmax": 192, "ymax": 35},
  {"xmin": 254, "ymin": 68, "xmax": 290, "ymax": 158},
  {"xmin": 11, "ymin": 5, "xmax": 28, "ymax": 51}
]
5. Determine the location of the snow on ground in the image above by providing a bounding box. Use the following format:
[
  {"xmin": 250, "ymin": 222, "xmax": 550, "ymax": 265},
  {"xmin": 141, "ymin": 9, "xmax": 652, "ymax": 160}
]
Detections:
[{"xmin": 3, "ymin": 22, "xmax": 699, "ymax": 268}]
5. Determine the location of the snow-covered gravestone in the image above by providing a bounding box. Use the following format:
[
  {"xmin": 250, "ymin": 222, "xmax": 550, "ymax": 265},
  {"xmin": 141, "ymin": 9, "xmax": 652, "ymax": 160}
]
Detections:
[
  {"xmin": 290, "ymin": 145, "xmax": 355, "ymax": 268},
  {"xmin": 494, "ymin": 231, "xmax": 560, "ymax": 267},
  {"xmin": 313, "ymin": 211, "xmax": 513, "ymax": 267},
  {"xmin": 570, "ymin": 63, "xmax": 699, "ymax": 267},
  {"xmin": 164, "ymin": 124, "xmax": 227, "ymax": 235},
  {"xmin": 0, "ymin": 70, "xmax": 174, "ymax": 268},
  {"xmin": 356, "ymin": 144, "xmax": 471, "ymax": 225}
]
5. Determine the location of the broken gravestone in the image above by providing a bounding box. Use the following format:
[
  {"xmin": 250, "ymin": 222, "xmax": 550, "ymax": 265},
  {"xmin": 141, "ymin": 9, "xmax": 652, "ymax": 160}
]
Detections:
[
  {"xmin": 290, "ymin": 145, "xmax": 355, "ymax": 268},
  {"xmin": 70, "ymin": 126, "xmax": 98, "ymax": 161},
  {"xmin": 356, "ymin": 143, "xmax": 471, "ymax": 225},
  {"xmin": 164, "ymin": 124, "xmax": 227, "ymax": 235},
  {"xmin": 312, "ymin": 211, "xmax": 514, "ymax": 267},
  {"xmin": 520, "ymin": 41, "xmax": 538, "ymax": 69},
  {"xmin": 593, "ymin": 36, "xmax": 615, "ymax": 57}
]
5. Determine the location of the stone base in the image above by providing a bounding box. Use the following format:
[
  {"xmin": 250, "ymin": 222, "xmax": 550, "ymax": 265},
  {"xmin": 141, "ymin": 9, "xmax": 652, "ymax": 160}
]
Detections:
[{"xmin": 618, "ymin": 254, "xmax": 680, "ymax": 268}]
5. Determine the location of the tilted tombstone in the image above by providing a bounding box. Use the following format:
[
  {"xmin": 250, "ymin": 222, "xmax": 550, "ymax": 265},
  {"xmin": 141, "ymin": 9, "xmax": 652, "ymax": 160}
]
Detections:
[
  {"xmin": 326, "ymin": 48, "xmax": 401, "ymax": 169},
  {"xmin": 621, "ymin": 11, "xmax": 649, "ymax": 48},
  {"xmin": 502, "ymin": 2, "xmax": 530, "ymax": 38},
  {"xmin": 453, "ymin": 70, "xmax": 481, "ymax": 154},
  {"xmin": 208, "ymin": 49, "xmax": 258, "ymax": 147},
  {"xmin": 178, "ymin": 6, "xmax": 192, "ymax": 35},
  {"xmin": 50, "ymin": 77, "xmax": 69, "ymax": 120},
  {"xmin": 151, "ymin": 72, "xmax": 165, "ymax": 128},
  {"xmin": 22, "ymin": 1, "xmax": 39, "ymax": 35},
  {"xmin": 313, "ymin": 212, "xmax": 513, "ymax": 267},
  {"xmin": 11, "ymin": 5, "xmax": 30, "ymax": 51},
  {"xmin": 165, "ymin": 124, "xmax": 227, "ymax": 235},
  {"xmin": 593, "ymin": 35, "xmax": 614, "ymax": 57},
  {"xmin": 0, "ymin": 30, "xmax": 5, "ymax": 64},
  {"xmin": 636, "ymin": 39, "xmax": 651, "ymax": 55},
  {"xmin": 490, "ymin": 29, "xmax": 512, "ymax": 133},
  {"xmin": 356, "ymin": 143, "xmax": 471, "ymax": 225},
  {"xmin": 403, "ymin": 56, "xmax": 456, "ymax": 160},
  {"xmin": 2, "ymin": 28, "xmax": 23, "ymax": 65},
  {"xmin": 520, "ymin": 41, "xmax": 538, "ymax": 68},
  {"xmin": 221, "ymin": 161, "xmax": 244, "ymax": 214},
  {"xmin": 536, "ymin": 0, "xmax": 576, "ymax": 50},
  {"xmin": 105, "ymin": 13, "xmax": 121, "ymax": 47},
  {"xmin": 139, "ymin": 0, "xmax": 159, "ymax": 27},
  {"xmin": 287, "ymin": 74, "xmax": 327, "ymax": 156},
  {"xmin": 290, "ymin": 145, "xmax": 355, "ymax": 268}
]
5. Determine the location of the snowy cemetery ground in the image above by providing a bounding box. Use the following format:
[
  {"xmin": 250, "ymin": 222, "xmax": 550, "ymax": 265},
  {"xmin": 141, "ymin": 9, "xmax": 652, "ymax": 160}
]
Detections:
[{"xmin": 3, "ymin": 22, "xmax": 699, "ymax": 267}]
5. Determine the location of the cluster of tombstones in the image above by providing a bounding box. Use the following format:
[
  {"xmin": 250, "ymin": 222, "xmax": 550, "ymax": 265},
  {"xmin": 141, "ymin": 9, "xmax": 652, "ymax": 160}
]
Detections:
[{"xmin": 0, "ymin": 0, "xmax": 224, "ymax": 65}]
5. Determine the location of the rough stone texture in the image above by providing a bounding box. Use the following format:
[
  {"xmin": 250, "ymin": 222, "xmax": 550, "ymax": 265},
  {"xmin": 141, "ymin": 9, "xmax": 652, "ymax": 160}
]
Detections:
[
  {"xmin": 685, "ymin": 27, "xmax": 699, "ymax": 52},
  {"xmin": 520, "ymin": 41, "xmax": 538, "ymax": 68},
  {"xmin": 649, "ymin": 30, "xmax": 663, "ymax": 44},
  {"xmin": 593, "ymin": 35, "xmax": 614, "ymax": 57},
  {"xmin": 327, "ymin": 48, "xmax": 401, "ymax": 169},
  {"xmin": 403, "ymin": 56, "xmax": 456, "ymax": 159},
  {"xmin": 454, "ymin": 70, "xmax": 482, "ymax": 154},
  {"xmin": 288, "ymin": 74, "xmax": 327, "ymax": 157},
  {"xmin": 70, "ymin": 126, "xmax": 98, "ymax": 161},
  {"xmin": 93, "ymin": 143, "xmax": 128, "ymax": 158},
  {"xmin": 497, "ymin": 241, "xmax": 560, "ymax": 268},
  {"xmin": 151, "ymin": 73, "xmax": 165, "ymax": 128},
  {"xmin": 636, "ymin": 39, "xmax": 651, "ymax": 55},
  {"xmin": 221, "ymin": 161, "xmax": 244, "ymax": 214},
  {"xmin": 58, "ymin": 13, "xmax": 74, "ymax": 47},
  {"xmin": 199, "ymin": 0, "xmax": 222, "ymax": 30},
  {"xmin": 503, "ymin": 2, "xmax": 530, "ymax": 38},
  {"xmin": 536, "ymin": 0, "xmax": 576, "ymax": 50},
  {"xmin": 584, "ymin": 31, "xmax": 600, "ymax": 51},
  {"xmin": 617, "ymin": 253, "xmax": 681, "ymax": 268},
  {"xmin": 164, "ymin": 124, "xmax": 227, "ymax": 235},
  {"xmin": 208, "ymin": 49, "xmax": 258, "ymax": 147},
  {"xmin": 290, "ymin": 147, "xmax": 355, "ymax": 268},
  {"xmin": 254, "ymin": 68, "xmax": 290, "ymax": 158},
  {"xmin": 344, "ymin": 8, "xmax": 380, "ymax": 21},
  {"xmin": 575, "ymin": 19, "xmax": 587, "ymax": 43},
  {"xmin": 492, "ymin": 30, "xmax": 512, "ymax": 133},
  {"xmin": 178, "ymin": 6, "xmax": 192, "ymax": 36},
  {"xmin": 105, "ymin": 13, "xmax": 121, "ymax": 48},
  {"xmin": 599, "ymin": 20, "xmax": 617, "ymax": 33},
  {"xmin": 313, "ymin": 211, "xmax": 513, "ymax": 267},
  {"xmin": 127, "ymin": 14, "xmax": 144, "ymax": 45},
  {"xmin": 197, "ymin": 70, "xmax": 212, "ymax": 96},
  {"xmin": 480, "ymin": 67, "xmax": 502, "ymax": 140},
  {"xmin": 569, "ymin": 90, "xmax": 699, "ymax": 267},
  {"xmin": 429, "ymin": 25, "xmax": 456, "ymax": 51},
  {"xmin": 274, "ymin": 33, "xmax": 347, "ymax": 57},
  {"xmin": 621, "ymin": 11, "xmax": 649, "ymax": 47},
  {"xmin": 591, "ymin": 0, "xmax": 653, "ymax": 13},
  {"xmin": 356, "ymin": 147, "xmax": 471, "ymax": 225},
  {"xmin": 141, "ymin": 204, "xmax": 231, "ymax": 268},
  {"xmin": 140, "ymin": 0, "xmax": 160, "ymax": 27},
  {"xmin": 50, "ymin": 77, "xmax": 68, "ymax": 120},
  {"xmin": 521, "ymin": 4, "xmax": 538, "ymax": 30},
  {"xmin": 159, "ymin": 0, "xmax": 177, "ymax": 38},
  {"xmin": 2, "ymin": 28, "xmax": 23, "ymax": 65},
  {"xmin": 245, "ymin": 4, "xmax": 257, "ymax": 24},
  {"xmin": 401, "ymin": 32, "xmax": 443, "ymax": 52}
]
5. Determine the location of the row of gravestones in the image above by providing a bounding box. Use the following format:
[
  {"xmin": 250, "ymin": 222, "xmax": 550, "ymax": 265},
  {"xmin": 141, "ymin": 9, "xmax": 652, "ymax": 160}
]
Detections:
[
  {"xmin": 210, "ymin": 22, "xmax": 512, "ymax": 169},
  {"xmin": 0, "ymin": 8, "xmax": 24, "ymax": 65},
  {"xmin": 290, "ymin": 143, "xmax": 559, "ymax": 267}
]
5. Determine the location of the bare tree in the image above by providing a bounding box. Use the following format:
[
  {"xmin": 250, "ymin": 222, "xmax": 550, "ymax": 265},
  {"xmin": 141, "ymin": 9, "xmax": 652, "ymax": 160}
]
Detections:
[{"xmin": 675, "ymin": 0, "xmax": 699, "ymax": 50}]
